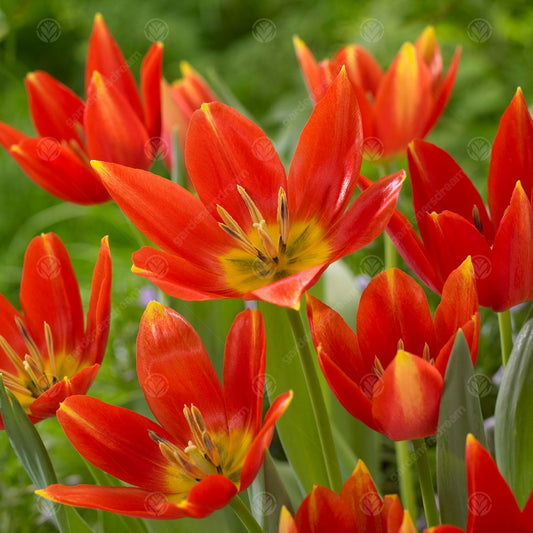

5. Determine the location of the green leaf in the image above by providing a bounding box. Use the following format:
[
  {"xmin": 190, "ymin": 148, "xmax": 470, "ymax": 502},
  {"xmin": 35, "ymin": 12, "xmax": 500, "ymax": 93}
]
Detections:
[
  {"xmin": 436, "ymin": 330, "xmax": 486, "ymax": 528},
  {"xmin": 259, "ymin": 302, "xmax": 330, "ymax": 492},
  {"xmin": 495, "ymin": 315, "xmax": 533, "ymax": 508},
  {"xmin": 0, "ymin": 376, "xmax": 70, "ymax": 533}
]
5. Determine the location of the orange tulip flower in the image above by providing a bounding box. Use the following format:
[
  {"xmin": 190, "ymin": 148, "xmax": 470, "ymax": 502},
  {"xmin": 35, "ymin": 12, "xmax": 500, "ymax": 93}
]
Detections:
[
  {"xmin": 307, "ymin": 257, "xmax": 478, "ymax": 441},
  {"xmin": 93, "ymin": 70, "xmax": 404, "ymax": 309},
  {"xmin": 0, "ymin": 233, "xmax": 111, "ymax": 427},
  {"xmin": 279, "ymin": 460, "xmax": 416, "ymax": 533},
  {"xmin": 0, "ymin": 14, "xmax": 162, "ymax": 204},
  {"xmin": 37, "ymin": 305, "xmax": 292, "ymax": 519},
  {"xmin": 294, "ymin": 26, "xmax": 460, "ymax": 162},
  {"xmin": 426, "ymin": 436, "xmax": 533, "ymax": 533},
  {"xmin": 383, "ymin": 89, "xmax": 533, "ymax": 311}
]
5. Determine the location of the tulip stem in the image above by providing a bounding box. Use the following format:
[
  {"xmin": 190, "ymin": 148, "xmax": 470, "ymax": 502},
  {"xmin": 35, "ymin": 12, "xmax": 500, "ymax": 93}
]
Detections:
[
  {"xmin": 498, "ymin": 310, "xmax": 513, "ymax": 367},
  {"xmin": 286, "ymin": 307, "xmax": 343, "ymax": 493},
  {"xmin": 229, "ymin": 495, "xmax": 264, "ymax": 533},
  {"xmin": 384, "ymin": 233, "xmax": 398, "ymax": 269},
  {"xmin": 395, "ymin": 440, "xmax": 418, "ymax": 522},
  {"xmin": 412, "ymin": 438, "xmax": 439, "ymax": 527}
]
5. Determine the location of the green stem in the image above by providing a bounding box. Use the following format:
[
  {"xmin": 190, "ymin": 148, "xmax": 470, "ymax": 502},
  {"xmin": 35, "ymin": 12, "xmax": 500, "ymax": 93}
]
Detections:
[
  {"xmin": 170, "ymin": 128, "xmax": 180, "ymax": 185},
  {"xmin": 384, "ymin": 233, "xmax": 398, "ymax": 269},
  {"xmin": 498, "ymin": 310, "xmax": 513, "ymax": 367},
  {"xmin": 229, "ymin": 495, "xmax": 264, "ymax": 533},
  {"xmin": 412, "ymin": 438, "xmax": 439, "ymax": 527},
  {"xmin": 285, "ymin": 307, "xmax": 343, "ymax": 492},
  {"xmin": 395, "ymin": 440, "xmax": 417, "ymax": 521}
]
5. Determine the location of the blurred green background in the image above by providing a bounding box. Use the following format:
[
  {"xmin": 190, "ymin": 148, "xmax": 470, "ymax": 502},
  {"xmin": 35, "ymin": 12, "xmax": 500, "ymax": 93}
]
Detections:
[{"xmin": 1, "ymin": 0, "xmax": 532, "ymax": 531}]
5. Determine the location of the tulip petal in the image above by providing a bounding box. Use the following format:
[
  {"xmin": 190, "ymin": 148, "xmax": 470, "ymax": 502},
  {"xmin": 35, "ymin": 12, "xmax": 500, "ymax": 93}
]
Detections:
[
  {"xmin": 239, "ymin": 391, "xmax": 292, "ymax": 491},
  {"xmin": 279, "ymin": 506, "xmax": 298, "ymax": 533},
  {"xmin": 425, "ymin": 527, "xmax": 464, "ymax": 533},
  {"xmin": 415, "ymin": 26, "xmax": 443, "ymax": 81},
  {"xmin": 137, "ymin": 302, "xmax": 227, "ymax": 442},
  {"xmin": 9, "ymin": 139, "xmax": 109, "ymax": 204},
  {"xmin": 141, "ymin": 42, "xmax": 163, "ymax": 140},
  {"xmin": 329, "ymin": 171, "xmax": 405, "ymax": 258},
  {"xmin": 340, "ymin": 460, "xmax": 383, "ymax": 531},
  {"xmin": 490, "ymin": 182, "xmax": 533, "ymax": 311},
  {"xmin": 434, "ymin": 257, "xmax": 479, "ymax": 372},
  {"xmin": 25, "ymin": 71, "xmax": 85, "ymax": 146},
  {"xmin": 423, "ymin": 47, "xmax": 461, "ymax": 137},
  {"xmin": 20, "ymin": 233, "xmax": 84, "ymax": 360},
  {"xmin": 357, "ymin": 269, "xmax": 436, "ymax": 370},
  {"xmin": 37, "ymin": 485, "xmax": 187, "ymax": 519},
  {"xmin": 132, "ymin": 247, "xmax": 234, "ymax": 301},
  {"xmin": 94, "ymin": 161, "xmax": 231, "ymax": 268},
  {"xmin": 86, "ymin": 14, "xmax": 144, "ymax": 121},
  {"xmin": 185, "ymin": 102, "xmax": 287, "ymax": 229},
  {"xmin": 223, "ymin": 309, "xmax": 266, "ymax": 434},
  {"xmin": 0, "ymin": 295, "xmax": 25, "ymax": 372},
  {"xmin": 488, "ymin": 88, "xmax": 533, "ymax": 225},
  {"xmin": 295, "ymin": 485, "xmax": 356, "ymax": 532},
  {"xmin": 372, "ymin": 351, "xmax": 443, "ymax": 441},
  {"xmin": 85, "ymin": 71, "xmax": 150, "ymax": 169},
  {"xmin": 293, "ymin": 36, "xmax": 329, "ymax": 102},
  {"xmin": 0, "ymin": 122, "xmax": 29, "ymax": 148},
  {"xmin": 420, "ymin": 211, "xmax": 493, "ymax": 307},
  {"xmin": 466, "ymin": 435, "xmax": 524, "ymax": 532},
  {"xmin": 408, "ymin": 140, "xmax": 494, "ymax": 243},
  {"xmin": 307, "ymin": 293, "xmax": 370, "ymax": 381},
  {"xmin": 374, "ymin": 43, "xmax": 432, "ymax": 157},
  {"xmin": 83, "ymin": 236, "xmax": 112, "ymax": 366},
  {"xmin": 29, "ymin": 364, "xmax": 100, "ymax": 419},
  {"xmin": 288, "ymin": 68, "xmax": 362, "ymax": 227},
  {"xmin": 57, "ymin": 395, "xmax": 183, "ymax": 492}
]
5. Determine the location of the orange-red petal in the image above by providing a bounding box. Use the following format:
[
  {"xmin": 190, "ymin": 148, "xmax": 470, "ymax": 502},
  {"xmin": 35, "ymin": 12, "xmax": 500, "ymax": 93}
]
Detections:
[
  {"xmin": 0, "ymin": 295, "xmax": 25, "ymax": 372},
  {"xmin": 137, "ymin": 302, "xmax": 227, "ymax": 443},
  {"xmin": 372, "ymin": 351, "xmax": 443, "ymax": 441},
  {"xmin": 356, "ymin": 268, "xmax": 436, "ymax": 370},
  {"xmin": 85, "ymin": 71, "xmax": 151, "ymax": 169},
  {"xmin": 223, "ymin": 309, "xmax": 265, "ymax": 434},
  {"xmin": 20, "ymin": 233, "xmax": 84, "ymax": 358},
  {"xmin": 141, "ymin": 42, "xmax": 163, "ymax": 139},
  {"xmin": 185, "ymin": 102, "xmax": 287, "ymax": 229},
  {"xmin": 287, "ymin": 68, "xmax": 362, "ymax": 227},
  {"xmin": 25, "ymin": 71, "xmax": 85, "ymax": 145},
  {"xmin": 57, "ymin": 395, "xmax": 180, "ymax": 492},
  {"xmin": 488, "ymin": 88, "xmax": 533, "ymax": 225},
  {"xmin": 293, "ymin": 36, "xmax": 329, "ymax": 103},
  {"xmin": 83, "ymin": 236, "xmax": 112, "ymax": 366},
  {"xmin": 85, "ymin": 14, "xmax": 144, "ymax": 121}
]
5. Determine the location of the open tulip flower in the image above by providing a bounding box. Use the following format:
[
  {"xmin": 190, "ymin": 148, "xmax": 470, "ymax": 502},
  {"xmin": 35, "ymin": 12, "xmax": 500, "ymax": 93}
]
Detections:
[
  {"xmin": 384, "ymin": 89, "xmax": 533, "ymax": 311},
  {"xmin": 279, "ymin": 459, "xmax": 416, "ymax": 533},
  {"xmin": 0, "ymin": 14, "xmax": 162, "ymax": 204},
  {"xmin": 0, "ymin": 233, "xmax": 111, "ymax": 427},
  {"xmin": 93, "ymin": 69, "xmax": 405, "ymax": 309},
  {"xmin": 161, "ymin": 61, "xmax": 218, "ymax": 169},
  {"xmin": 294, "ymin": 26, "xmax": 460, "ymax": 162},
  {"xmin": 426, "ymin": 435, "xmax": 533, "ymax": 533},
  {"xmin": 37, "ymin": 304, "xmax": 292, "ymax": 519},
  {"xmin": 307, "ymin": 257, "xmax": 478, "ymax": 441}
]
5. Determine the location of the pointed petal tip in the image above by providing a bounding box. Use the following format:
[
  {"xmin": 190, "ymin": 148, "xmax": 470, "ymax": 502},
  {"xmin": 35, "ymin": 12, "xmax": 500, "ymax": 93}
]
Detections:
[
  {"xmin": 180, "ymin": 60, "xmax": 193, "ymax": 75},
  {"xmin": 292, "ymin": 35, "xmax": 306, "ymax": 50}
]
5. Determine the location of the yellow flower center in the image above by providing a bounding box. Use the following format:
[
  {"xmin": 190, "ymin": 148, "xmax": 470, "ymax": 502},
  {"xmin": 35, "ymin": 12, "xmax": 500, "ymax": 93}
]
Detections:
[
  {"xmin": 149, "ymin": 405, "xmax": 251, "ymax": 486},
  {"xmin": 218, "ymin": 186, "xmax": 331, "ymax": 292},
  {"xmin": 0, "ymin": 319, "xmax": 62, "ymax": 410}
]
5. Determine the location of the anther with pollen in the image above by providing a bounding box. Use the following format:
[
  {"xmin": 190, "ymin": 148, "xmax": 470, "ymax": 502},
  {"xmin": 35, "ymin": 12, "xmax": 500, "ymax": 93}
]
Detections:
[
  {"xmin": 472, "ymin": 205, "xmax": 483, "ymax": 234},
  {"xmin": 217, "ymin": 185, "xmax": 290, "ymax": 267}
]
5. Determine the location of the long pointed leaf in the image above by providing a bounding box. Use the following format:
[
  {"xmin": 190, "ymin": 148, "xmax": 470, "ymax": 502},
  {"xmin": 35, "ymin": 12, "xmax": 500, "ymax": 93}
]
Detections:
[
  {"xmin": 436, "ymin": 330, "xmax": 486, "ymax": 528},
  {"xmin": 495, "ymin": 316, "xmax": 533, "ymax": 508},
  {"xmin": 0, "ymin": 376, "xmax": 70, "ymax": 533}
]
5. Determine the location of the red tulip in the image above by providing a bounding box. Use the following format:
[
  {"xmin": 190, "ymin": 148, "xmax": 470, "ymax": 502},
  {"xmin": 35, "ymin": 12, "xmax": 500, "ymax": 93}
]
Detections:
[
  {"xmin": 37, "ymin": 305, "xmax": 292, "ymax": 519},
  {"xmin": 383, "ymin": 89, "xmax": 533, "ymax": 311},
  {"xmin": 294, "ymin": 26, "xmax": 460, "ymax": 162},
  {"xmin": 307, "ymin": 257, "xmax": 478, "ymax": 441},
  {"xmin": 92, "ymin": 69, "xmax": 404, "ymax": 309},
  {"xmin": 0, "ymin": 14, "xmax": 163, "ymax": 204},
  {"xmin": 161, "ymin": 62, "xmax": 218, "ymax": 169},
  {"xmin": 426, "ymin": 435, "xmax": 533, "ymax": 533},
  {"xmin": 0, "ymin": 233, "xmax": 111, "ymax": 427},
  {"xmin": 279, "ymin": 459, "xmax": 416, "ymax": 533}
]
